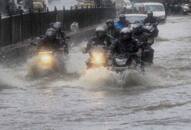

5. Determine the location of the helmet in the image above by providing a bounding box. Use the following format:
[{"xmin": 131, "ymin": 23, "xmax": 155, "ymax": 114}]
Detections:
[
  {"xmin": 96, "ymin": 26, "xmax": 106, "ymax": 38},
  {"xmin": 45, "ymin": 28, "xmax": 56, "ymax": 39},
  {"xmin": 53, "ymin": 21, "xmax": 62, "ymax": 31},
  {"xmin": 120, "ymin": 27, "xmax": 132, "ymax": 40},
  {"xmin": 147, "ymin": 11, "xmax": 153, "ymax": 17},
  {"xmin": 119, "ymin": 14, "xmax": 126, "ymax": 21},
  {"xmin": 106, "ymin": 19, "xmax": 114, "ymax": 25},
  {"xmin": 106, "ymin": 19, "xmax": 114, "ymax": 28}
]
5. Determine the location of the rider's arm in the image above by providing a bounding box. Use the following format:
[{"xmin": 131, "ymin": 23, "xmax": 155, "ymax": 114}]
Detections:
[{"xmin": 109, "ymin": 39, "xmax": 118, "ymax": 53}]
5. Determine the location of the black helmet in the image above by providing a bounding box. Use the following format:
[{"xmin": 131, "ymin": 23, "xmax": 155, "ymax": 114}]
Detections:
[
  {"xmin": 120, "ymin": 27, "xmax": 132, "ymax": 40},
  {"xmin": 119, "ymin": 14, "xmax": 126, "ymax": 21},
  {"xmin": 45, "ymin": 28, "xmax": 56, "ymax": 39},
  {"xmin": 147, "ymin": 11, "xmax": 153, "ymax": 17},
  {"xmin": 96, "ymin": 26, "xmax": 106, "ymax": 38}
]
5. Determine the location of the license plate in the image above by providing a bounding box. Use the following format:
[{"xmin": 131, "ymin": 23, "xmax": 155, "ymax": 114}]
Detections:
[{"xmin": 115, "ymin": 58, "xmax": 128, "ymax": 66}]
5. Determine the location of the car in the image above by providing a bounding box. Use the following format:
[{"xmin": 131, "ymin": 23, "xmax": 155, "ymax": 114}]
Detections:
[
  {"xmin": 181, "ymin": 3, "xmax": 191, "ymax": 14},
  {"xmin": 134, "ymin": 2, "xmax": 166, "ymax": 22},
  {"xmin": 124, "ymin": 13, "xmax": 147, "ymax": 29},
  {"xmin": 124, "ymin": 13, "xmax": 147, "ymax": 24}
]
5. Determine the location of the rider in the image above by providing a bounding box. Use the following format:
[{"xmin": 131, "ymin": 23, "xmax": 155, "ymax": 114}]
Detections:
[
  {"xmin": 144, "ymin": 11, "xmax": 158, "ymax": 25},
  {"xmin": 105, "ymin": 19, "xmax": 120, "ymax": 46},
  {"xmin": 132, "ymin": 24, "xmax": 155, "ymax": 64},
  {"xmin": 105, "ymin": 19, "xmax": 119, "ymax": 38},
  {"xmin": 144, "ymin": 11, "xmax": 159, "ymax": 37},
  {"xmin": 52, "ymin": 21, "xmax": 69, "ymax": 53},
  {"xmin": 39, "ymin": 28, "xmax": 61, "ymax": 50},
  {"xmin": 114, "ymin": 14, "xmax": 129, "ymax": 31},
  {"xmin": 85, "ymin": 26, "xmax": 108, "ymax": 53},
  {"xmin": 110, "ymin": 27, "xmax": 142, "ymax": 65},
  {"xmin": 132, "ymin": 24, "xmax": 150, "ymax": 42},
  {"xmin": 52, "ymin": 21, "xmax": 66, "ymax": 39},
  {"xmin": 110, "ymin": 27, "xmax": 140, "ymax": 55}
]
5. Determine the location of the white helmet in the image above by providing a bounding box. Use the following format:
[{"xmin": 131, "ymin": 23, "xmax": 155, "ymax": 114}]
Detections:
[
  {"xmin": 120, "ymin": 27, "xmax": 132, "ymax": 40},
  {"xmin": 96, "ymin": 26, "xmax": 105, "ymax": 32},
  {"xmin": 120, "ymin": 27, "xmax": 131, "ymax": 34},
  {"xmin": 45, "ymin": 28, "xmax": 56, "ymax": 39},
  {"xmin": 53, "ymin": 22, "xmax": 62, "ymax": 30},
  {"xmin": 95, "ymin": 26, "xmax": 106, "ymax": 38}
]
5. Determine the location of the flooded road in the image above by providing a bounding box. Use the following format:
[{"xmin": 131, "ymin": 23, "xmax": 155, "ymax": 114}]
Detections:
[{"xmin": 0, "ymin": 16, "xmax": 191, "ymax": 130}]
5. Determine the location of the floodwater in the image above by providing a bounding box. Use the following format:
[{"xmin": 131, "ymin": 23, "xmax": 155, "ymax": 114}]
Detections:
[{"xmin": 0, "ymin": 16, "xmax": 191, "ymax": 130}]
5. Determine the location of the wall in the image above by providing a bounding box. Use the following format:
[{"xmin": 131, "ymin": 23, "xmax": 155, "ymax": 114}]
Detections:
[
  {"xmin": 0, "ymin": 0, "xmax": 8, "ymax": 15},
  {"xmin": 0, "ymin": 7, "xmax": 116, "ymax": 47}
]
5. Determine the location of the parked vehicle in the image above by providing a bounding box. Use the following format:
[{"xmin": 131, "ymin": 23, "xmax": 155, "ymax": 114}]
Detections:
[
  {"xmin": 124, "ymin": 13, "xmax": 147, "ymax": 30},
  {"xmin": 134, "ymin": 2, "xmax": 166, "ymax": 22},
  {"xmin": 181, "ymin": 3, "xmax": 191, "ymax": 14}
]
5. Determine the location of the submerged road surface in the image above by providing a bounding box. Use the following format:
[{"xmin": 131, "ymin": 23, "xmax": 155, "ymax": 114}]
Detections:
[{"xmin": 0, "ymin": 16, "xmax": 191, "ymax": 130}]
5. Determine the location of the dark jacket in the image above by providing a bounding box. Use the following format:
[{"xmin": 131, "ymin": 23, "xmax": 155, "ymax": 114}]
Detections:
[
  {"xmin": 110, "ymin": 38, "xmax": 140, "ymax": 54},
  {"xmin": 144, "ymin": 16, "xmax": 158, "ymax": 25},
  {"xmin": 38, "ymin": 37, "xmax": 61, "ymax": 50},
  {"xmin": 56, "ymin": 29, "xmax": 66, "ymax": 39},
  {"xmin": 106, "ymin": 28, "xmax": 120, "ymax": 47},
  {"xmin": 86, "ymin": 36, "xmax": 108, "ymax": 53}
]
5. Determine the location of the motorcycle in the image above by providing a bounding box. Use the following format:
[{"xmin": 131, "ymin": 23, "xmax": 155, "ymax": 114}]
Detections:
[
  {"xmin": 111, "ymin": 50, "xmax": 145, "ymax": 72},
  {"xmin": 86, "ymin": 45, "xmax": 110, "ymax": 69},
  {"xmin": 132, "ymin": 23, "xmax": 157, "ymax": 64},
  {"xmin": 181, "ymin": 3, "xmax": 191, "ymax": 15},
  {"xmin": 143, "ymin": 23, "xmax": 159, "ymax": 39},
  {"xmin": 86, "ymin": 45, "xmax": 145, "ymax": 72},
  {"xmin": 28, "ymin": 39, "xmax": 66, "ymax": 77}
]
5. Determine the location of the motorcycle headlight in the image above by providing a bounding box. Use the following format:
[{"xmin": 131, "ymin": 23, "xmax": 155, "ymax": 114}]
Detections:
[
  {"xmin": 38, "ymin": 51, "xmax": 54, "ymax": 69},
  {"xmin": 91, "ymin": 51, "xmax": 106, "ymax": 66}
]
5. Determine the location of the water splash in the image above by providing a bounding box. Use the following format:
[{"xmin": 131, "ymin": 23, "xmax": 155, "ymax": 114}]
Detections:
[
  {"xmin": 79, "ymin": 67, "xmax": 120, "ymax": 87},
  {"xmin": 77, "ymin": 67, "xmax": 168, "ymax": 90},
  {"xmin": 64, "ymin": 42, "xmax": 88, "ymax": 74},
  {"xmin": 0, "ymin": 65, "xmax": 28, "ymax": 88}
]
